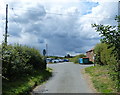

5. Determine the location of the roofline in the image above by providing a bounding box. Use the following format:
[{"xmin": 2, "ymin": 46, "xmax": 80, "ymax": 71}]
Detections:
[{"xmin": 86, "ymin": 48, "xmax": 94, "ymax": 53}]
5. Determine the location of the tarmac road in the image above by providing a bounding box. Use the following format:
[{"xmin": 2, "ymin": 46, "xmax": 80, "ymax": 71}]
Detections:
[{"xmin": 33, "ymin": 62, "xmax": 94, "ymax": 94}]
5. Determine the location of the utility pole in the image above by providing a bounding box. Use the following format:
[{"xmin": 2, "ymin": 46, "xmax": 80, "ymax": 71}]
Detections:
[
  {"xmin": 43, "ymin": 49, "xmax": 47, "ymax": 69},
  {"xmin": 118, "ymin": 1, "xmax": 120, "ymax": 25},
  {"xmin": 118, "ymin": 1, "xmax": 120, "ymax": 93},
  {"xmin": 117, "ymin": 1, "xmax": 120, "ymax": 93},
  {"xmin": 46, "ymin": 44, "xmax": 48, "ymax": 57},
  {"xmin": 5, "ymin": 4, "xmax": 8, "ymax": 45}
]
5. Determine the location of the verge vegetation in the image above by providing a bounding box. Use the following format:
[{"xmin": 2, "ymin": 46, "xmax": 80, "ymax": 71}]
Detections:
[
  {"xmin": 85, "ymin": 65, "xmax": 117, "ymax": 93},
  {"xmin": 3, "ymin": 68, "xmax": 52, "ymax": 95},
  {"xmin": 1, "ymin": 43, "xmax": 52, "ymax": 95},
  {"xmin": 85, "ymin": 15, "xmax": 120, "ymax": 93},
  {"xmin": 69, "ymin": 54, "xmax": 86, "ymax": 64}
]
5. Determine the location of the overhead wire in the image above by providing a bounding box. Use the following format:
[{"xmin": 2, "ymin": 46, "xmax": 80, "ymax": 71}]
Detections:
[
  {"xmin": 9, "ymin": 7, "xmax": 115, "ymax": 20},
  {"xmin": 10, "ymin": 8, "xmax": 20, "ymax": 26},
  {"xmin": 9, "ymin": 15, "xmax": 20, "ymax": 26},
  {"xmin": 1, "ymin": 5, "xmax": 116, "ymax": 28}
]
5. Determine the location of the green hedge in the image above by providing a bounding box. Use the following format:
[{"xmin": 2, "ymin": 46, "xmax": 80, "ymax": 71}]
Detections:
[
  {"xmin": 2, "ymin": 43, "xmax": 46, "ymax": 80},
  {"xmin": 94, "ymin": 43, "xmax": 117, "ymax": 70},
  {"xmin": 94, "ymin": 43, "xmax": 118, "ymax": 90}
]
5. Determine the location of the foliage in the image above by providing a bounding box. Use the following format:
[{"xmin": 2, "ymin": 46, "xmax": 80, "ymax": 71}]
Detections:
[
  {"xmin": 78, "ymin": 54, "xmax": 87, "ymax": 58},
  {"xmin": 94, "ymin": 43, "xmax": 118, "ymax": 87},
  {"xmin": 2, "ymin": 43, "xmax": 46, "ymax": 80},
  {"xmin": 85, "ymin": 65, "xmax": 117, "ymax": 93},
  {"xmin": 69, "ymin": 54, "xmax": 86, "ymax": 63},
  {"xmin": 92, "ymin": 16, "xmax": 120, "ymax": 63},
  {"xmin": 92, "ymin": 15, "xmax": 120, "ymax": 92},
  {"xmin": 65, "ymin": 54, "xmax": 72, "ymax": 58},
  {"xmin": 2, "ymin": 68, "xmax": 52, "ymax": 95},
  {"xmin": 94, "ymin": 43, "xmax": 116, "ymax": 65},
  {"xmin": 92, "ymin": 24, "xmax": 120, "ymax": 62},
  {"xmin": 49, "ymin": 56, "xmax": 64, "ymax": 59}
]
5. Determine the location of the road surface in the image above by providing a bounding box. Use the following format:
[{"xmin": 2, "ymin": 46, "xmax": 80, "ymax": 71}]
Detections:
[{"xmin": 33, "ymin": 62, "xmax": 94, "ymax": 94}]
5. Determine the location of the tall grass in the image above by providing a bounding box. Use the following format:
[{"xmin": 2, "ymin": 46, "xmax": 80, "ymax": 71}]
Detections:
[{"xmin": 85, "ymin": 65, "xmax": 117, "ymax": 93}]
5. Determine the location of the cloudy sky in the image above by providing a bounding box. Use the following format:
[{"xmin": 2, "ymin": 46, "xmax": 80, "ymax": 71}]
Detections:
[{"xmin": 0, "ymin": 0, "xmax": 119, "ymax": 56}]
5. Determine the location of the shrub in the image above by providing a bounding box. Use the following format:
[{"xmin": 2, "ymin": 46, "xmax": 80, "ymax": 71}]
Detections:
[
  {"xmin": 14, "ymin": 44, "xmax": 45, "ymax": 70},
  {"xmin": 2, "ymin": 43, "xmax": 46, "ymax": 80},
  {"xmin": 94, "ymin": 43, "xmax": 117, "ymax": 67},
  {"xmin": 94, "ymin": 43, "xmax": 118, "ymax": 90}
]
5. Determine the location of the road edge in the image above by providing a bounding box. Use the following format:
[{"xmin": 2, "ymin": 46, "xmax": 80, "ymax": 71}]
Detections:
[{"xmin": 81, "ymin": 68, "xmax": 98, "ymax": 93}]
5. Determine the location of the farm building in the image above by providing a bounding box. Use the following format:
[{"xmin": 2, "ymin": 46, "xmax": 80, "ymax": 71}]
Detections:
[{"xmin": 86, "ymin": 48, "xmax": 94, "ymax": 62}]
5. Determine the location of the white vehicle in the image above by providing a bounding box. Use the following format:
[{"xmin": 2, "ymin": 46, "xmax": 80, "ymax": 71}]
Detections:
[
  {"xmin": 58, "ymin": 59, "xmax": 64, "ymax": 62},
  {"xmin": 52, "ymin": 59, "xmax": 59, "ymax": 63},
  {"xmin": 46, "ymin": 58, "xmax": 53, "ymax": 63}
]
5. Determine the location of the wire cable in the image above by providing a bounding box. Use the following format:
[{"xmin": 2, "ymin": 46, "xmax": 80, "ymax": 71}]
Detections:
[
  {"xmin": 10, "ymin": 7, "xmax": 115, "ymax": 20},
  {"xmin": 10, "ymin": 9, "xmax": 20, "ymax": 26}
]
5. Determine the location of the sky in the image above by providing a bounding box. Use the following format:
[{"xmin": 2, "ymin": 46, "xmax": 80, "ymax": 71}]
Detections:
[{"xmin": 0, "ymin": 0, "xmax": 119, "ymax": 56}]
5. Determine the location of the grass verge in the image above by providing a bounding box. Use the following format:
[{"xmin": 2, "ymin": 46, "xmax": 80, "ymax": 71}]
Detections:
[
  {"xmin": 85, "ymin": 65, "xmax": 117, "ymax": 93},
  {"xmin": 2, "ymin": 68, "xmax": 52, "ymax": 95}
]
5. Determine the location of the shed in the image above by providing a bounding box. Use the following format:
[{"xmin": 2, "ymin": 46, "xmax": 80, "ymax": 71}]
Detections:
[{"xmin": 86, "ymin": 48, "xmax": 94, "ymax": 62}]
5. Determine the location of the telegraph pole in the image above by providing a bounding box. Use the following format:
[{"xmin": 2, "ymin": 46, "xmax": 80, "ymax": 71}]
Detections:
[
  {"xmin": 46, "ymin": 44, "xmax": 48, "ymax": 56},
  {"xmin": 118, "ymin": 1, "xmax": 120, "ymax": 25},
  {"xmin": 5, "ymin": 4, "xmax": 8, "ymax": 45},
  {"xmin": 118, "ymin": 1, "xmax": 120, "ymax": 93}
]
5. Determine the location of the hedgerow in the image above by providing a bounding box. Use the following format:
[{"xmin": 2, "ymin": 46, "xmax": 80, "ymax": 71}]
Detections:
[
  {"xmin": 1, "ymin": 43, "xmax": 46, "ymax": 80},
  {"xmin": 94, "ymin": 40, "xmax": 118, "ymax": 91}
]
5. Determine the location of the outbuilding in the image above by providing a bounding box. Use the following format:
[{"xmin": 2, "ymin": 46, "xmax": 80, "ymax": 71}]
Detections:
[{"xmin": 86, "ymin": 48, "xmax": 94, "ymax": 62}]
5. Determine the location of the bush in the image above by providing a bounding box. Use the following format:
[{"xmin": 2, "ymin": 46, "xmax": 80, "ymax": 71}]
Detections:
[
  {"xmin": 94, "ymin": 43, "xmax": 117, "ymax": 69},
  {"xmin": 2, "ymin": 43, "xmax": 46, "ymax": 80},
  {"xmin": 94, "ymin": 43, "xmax": 118, "ymax": 90},
  {"xmin": 14, "ymin": 44, "xmax": 45, "ymax": 70}
]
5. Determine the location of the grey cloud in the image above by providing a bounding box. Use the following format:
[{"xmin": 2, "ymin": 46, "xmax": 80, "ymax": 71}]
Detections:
[
  {"xmin": 26, "ymin": 5, "xmax": 46, "ymax": 21},
  {"xmin": 6, "ymin": 1, "xmax": 117, "ymax": 56},
  {"xmin": 38, "ymin": 38, "xmax": 45, "ymax": 43},
  {"xmin": 9, "ymin": 23, "xmax": 22, "ymax": 37},
  {"xmin": 9, "ymin": 8, "xmax": 100, "ymax": 56},
  {"xmin": 13, "ymin": 4, "xmax": 46, "ymax": 24}
]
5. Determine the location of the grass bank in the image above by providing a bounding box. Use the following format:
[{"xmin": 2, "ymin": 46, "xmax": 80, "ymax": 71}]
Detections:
[
  {"xmin": 69, "ymin": 57, "xmax": 79, "ymax": 64},
  {"xmin": 2, "ymin": 68, "xmax": 52, "ymax": 95},
  {"xmin": 85, "ymin": 65, "xmax": 117, "ymax": 93},
  {"xmin": 69, "ymin": 54, "xmax": 85, "ymax": 64}
]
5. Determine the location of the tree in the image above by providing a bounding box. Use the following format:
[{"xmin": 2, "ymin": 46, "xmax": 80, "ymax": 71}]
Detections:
[
  {"xmin": 92, "ymin": 16, "xmax": 120, "ymax": 59},
  {"xmin": 65, "ymin": 54, "xmax": 71, "ymax": 58},
  {"xmin": 78, "ymin": 54, "xmax": 86, "ymax": 58},
  {"xmin": 92, "ymin": 16, "xmax": 120, "ymax": 92}
]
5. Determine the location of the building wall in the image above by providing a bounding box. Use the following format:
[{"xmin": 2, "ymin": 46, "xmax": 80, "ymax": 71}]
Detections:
[{"xmin": 86, "ymin": 50, "xmax": 94, "ymax": 62}]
